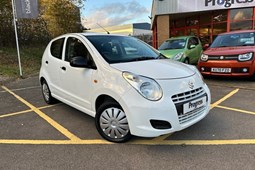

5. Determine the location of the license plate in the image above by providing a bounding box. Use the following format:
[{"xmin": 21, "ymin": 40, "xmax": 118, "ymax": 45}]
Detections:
[
  {"xmin": 183, "ymin": 96, "xmax": 207, "ymax": 114},
  {"xmin": 211, "ymin": 68, "xmax": 231, "ymax": 73}
]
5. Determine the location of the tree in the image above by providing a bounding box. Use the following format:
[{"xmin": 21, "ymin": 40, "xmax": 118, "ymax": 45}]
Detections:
[
  {"xmin": 41, "ymin": 0, "xmax": 83, "ymax": 38},
  {"xmin": 0, "ymin": 0, "xmax": 14, "ymax": 46},
  {"xmin": 0, "ymin": 0, "xmax": 84, "ymax": 47}
]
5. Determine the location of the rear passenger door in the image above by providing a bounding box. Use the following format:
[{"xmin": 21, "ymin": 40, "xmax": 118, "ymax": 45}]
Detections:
[{"xmin": 46, "ymin": 37, "xmax": 65, "ymax": 96}]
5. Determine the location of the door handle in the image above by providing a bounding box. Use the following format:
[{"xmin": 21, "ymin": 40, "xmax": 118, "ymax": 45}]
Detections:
[{"xmin": 61, "ymin": 66, "xmax": 66, "ymax": 71}]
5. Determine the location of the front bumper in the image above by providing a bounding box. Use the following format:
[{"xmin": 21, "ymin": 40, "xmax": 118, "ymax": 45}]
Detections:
[
  {"xmin": 119, "ymin": 75, "xmax": 211, "ymax": 137},
  {"xmin": 198, "ymin": 60, "xmax": 255, "ymax": 77}
]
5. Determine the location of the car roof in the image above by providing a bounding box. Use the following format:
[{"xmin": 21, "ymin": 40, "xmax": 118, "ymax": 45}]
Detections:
[
  {"xmin": 166, "ymin": 36, "xmax": 195, "ymax": 40},
  {"xmin": 53, "ymin": 33, "xmax": 128, "ymax": 39},
  {"xmin": 219, "ymin": 30, "xmax": 255, "ymax": 35},
  {"xmin": 79, "ymin": 32, "xmax": 128, "ymax": 37}
]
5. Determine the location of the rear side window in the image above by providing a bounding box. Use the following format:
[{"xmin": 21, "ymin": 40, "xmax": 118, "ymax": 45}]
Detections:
[{"xmin": 50, "ymin": 38, "xmax": 64, "ymax": 59}]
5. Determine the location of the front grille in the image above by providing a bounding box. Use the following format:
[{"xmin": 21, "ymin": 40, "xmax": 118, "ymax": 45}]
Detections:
[
  {"xmin": 208, "ymin": 55, "xmax": 238, "ymax": 60},
  {"xmin": 171, "ymin": 87, "xmax": 207, "ymax": 124},
  {"xmin": 172, "ymin": 87, "xmax": 204, "ymax": 104}
]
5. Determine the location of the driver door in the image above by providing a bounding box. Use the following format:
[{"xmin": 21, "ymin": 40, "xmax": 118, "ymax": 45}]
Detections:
[{"xmin": 58, "ymin": 36, "xmax": 96, "ymax": 111}]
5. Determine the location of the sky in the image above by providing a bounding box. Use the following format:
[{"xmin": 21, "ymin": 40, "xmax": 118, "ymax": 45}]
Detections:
[{"xmin": 81, "ymin": 0, "xmax": 153, "ymax": 29}]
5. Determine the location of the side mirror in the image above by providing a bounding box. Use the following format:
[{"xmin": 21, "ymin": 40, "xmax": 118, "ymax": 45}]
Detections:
[
  {"xmin": 189, "ymin": 44, "xmax": 196, "ymax": 49},
  {"xmin": 203, "ymin": 44, "xmax": 210, "ymax": 50},
  {"xmin": 70, "ymin": 56, "xmax": 88, "ymax": 68}
]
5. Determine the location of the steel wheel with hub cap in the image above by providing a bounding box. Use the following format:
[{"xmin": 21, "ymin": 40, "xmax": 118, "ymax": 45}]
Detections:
[
  {"xmin": 41, "ymin": 80, "xmax": 57, "ymax": 104},
  {"xmin": 95, "ymin": 101, "xmax": 131, "ymax": 143}
]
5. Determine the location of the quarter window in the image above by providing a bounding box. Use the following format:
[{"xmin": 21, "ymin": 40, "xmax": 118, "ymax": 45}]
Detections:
[{"xmin": 50, "ymin": 38, "xmax": 64, "ymax": 59}]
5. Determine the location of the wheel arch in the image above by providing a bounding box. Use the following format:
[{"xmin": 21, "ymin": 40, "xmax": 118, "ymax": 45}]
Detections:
[
  {"xmin": 40, "ymin": 76, "xmax": 46, "ymax": 85},
  {"xmin": 95, "ymin": 94, "xmax": 119, "ymax": 112}
]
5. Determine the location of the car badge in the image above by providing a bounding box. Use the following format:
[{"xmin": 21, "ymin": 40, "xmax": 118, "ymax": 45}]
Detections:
[
  {"xmin": 188, "ymin": 81, "xmax": 194, "ymax": 89},
  {"xmin": 220, "ymin": 56, "xmax": 224, "ymax": 60}
]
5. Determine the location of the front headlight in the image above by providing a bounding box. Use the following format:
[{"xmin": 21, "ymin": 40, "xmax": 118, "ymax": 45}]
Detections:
[
  {"xmin": 173, "ymin": 52, "xmax": 184, "ymax": 61},
  {"xmin": 123, "ymin": 72, "xmax": 163, "ymax": 101},
  {"xmin": 238, "ymin": 52, "xmax": 253, "ymax": 61},
  {"xmin": 200, "ymin": 53, "xmax": 208, "ymax": 62}
]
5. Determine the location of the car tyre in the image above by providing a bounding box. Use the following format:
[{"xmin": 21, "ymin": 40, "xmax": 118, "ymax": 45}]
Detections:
[
  {"xmin": 184, "ymin": 58, "xmax": 189, "ymax": 64},
  {"xmin": 95, "ymin": 101, "xmax": 132, "ymax": 143},
  {"xmin": 41, "ymin": 80, "xmax": 57, "ymax": 104}
]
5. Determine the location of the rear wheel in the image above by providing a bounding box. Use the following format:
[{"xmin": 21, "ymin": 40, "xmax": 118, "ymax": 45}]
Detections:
[
  {"xmin": 95, "ymin": 101, "xmax": 132, "ymax": 143},
  {"xmin": 41, "ymin": 80, "xmax": 57, "ymax": 104}
]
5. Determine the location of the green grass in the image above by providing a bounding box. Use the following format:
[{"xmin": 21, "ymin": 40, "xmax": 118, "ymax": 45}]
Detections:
[{"xmin": 0, "ymin": 46, "xmax": 46, "ymax": 78}]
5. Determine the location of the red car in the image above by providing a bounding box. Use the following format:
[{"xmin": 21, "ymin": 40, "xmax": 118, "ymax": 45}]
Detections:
[{"xmin": 198, "ymin": 30, "xmax": 255, "ymax": 80}]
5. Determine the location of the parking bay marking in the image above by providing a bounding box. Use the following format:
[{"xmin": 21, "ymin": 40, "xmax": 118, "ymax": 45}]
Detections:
[
  {"xmin": 0, "ymin": 104, "xmax": 61, "ymax": 119},
  {"xmin": 0, "ymin": 139, "xmax": 255, "ymax": 145},
  {"xmin": 216, "ymin": 105, "xmax": 255, "ymax": 116},
  {"xmin": 1, "ymin": 86, "xmax": 81, "ymax": 142},
  {"xmin": 0, "ymin": 86, "xmax": 40, "ymax": 93},
  {"xmin": 210, "ymin": 88, "xmax": 239, "ymax": 109},
  {"xmin": 1, "ymin": 86, "xmax": 254, "ymax": 145}
]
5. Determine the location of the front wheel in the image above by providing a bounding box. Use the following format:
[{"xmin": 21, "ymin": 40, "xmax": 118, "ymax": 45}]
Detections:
[
  {"xmin": 183, "ymin": 58, "xmax": 189, "ymax": 64},
  {"xmin": 95, "ymin": 102, "xmax": 132, "ymax": 143}
]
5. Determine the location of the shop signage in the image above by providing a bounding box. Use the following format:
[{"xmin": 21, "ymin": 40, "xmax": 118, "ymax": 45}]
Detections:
[
  {"xmin": 205, "ymin": 0, "xmax": 254, "ymax": 8},
  {"xmin": 177, "ymin": 0, "xmax": 255, "ymax": 13}
]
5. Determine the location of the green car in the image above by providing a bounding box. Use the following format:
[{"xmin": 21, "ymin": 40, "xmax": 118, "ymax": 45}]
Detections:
[{"xmin": 158, "ymin": 36, "xmax": 203, "ymax": 64}]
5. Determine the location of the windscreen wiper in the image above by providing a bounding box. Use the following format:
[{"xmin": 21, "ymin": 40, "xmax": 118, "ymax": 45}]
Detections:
[
  {"xmin": 157, "ymin": 53, "xmax": 167, "ymax": 59},
  {"xmin": 128, "ymin": 56, "xmax": 156, "ymax": 62}
]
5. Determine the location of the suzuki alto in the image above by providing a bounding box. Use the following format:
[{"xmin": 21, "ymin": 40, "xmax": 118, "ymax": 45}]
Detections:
[{"xmin": 39, "ymin": 33, "xmax": 211, "ymax": 142}]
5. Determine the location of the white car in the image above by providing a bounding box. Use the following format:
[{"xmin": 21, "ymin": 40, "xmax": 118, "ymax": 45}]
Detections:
[{"xmin": 39, "ymin": 33, "xmax": 211, "ymax": 143}]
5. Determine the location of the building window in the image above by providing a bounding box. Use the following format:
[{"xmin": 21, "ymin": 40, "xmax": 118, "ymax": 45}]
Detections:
[
  {"xmin": 175, "ymin": 20, "xmax": 185, "ymax": 28},
  {"xmin": 230, "ymin": 8, "xmax": 253, "ymax": 21},
  {"xmin": 199, "ymin": 25, "xmax": 211, "ymax": 45},
  {"xmin": 213, "ymin": 23, "xmax": 227, "ymax": 40},
  {"xmin": 213, "ymin": 10, "xmax": 227, "ymax": 23},
  {"xmin": 186, "ymin": 16, "xmax": 199, "ymax": 26},
  {"xmin": 230, "ymin": 8, "xmax": 253, "ymax": 31},
  {"xmin": 231, "ymin": 20, "xmax": 253, "ymax": 31}
]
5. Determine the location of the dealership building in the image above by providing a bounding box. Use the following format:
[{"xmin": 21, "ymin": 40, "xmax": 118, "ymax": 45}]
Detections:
[{"xmin": 151, "ymin": 0, "xmax": 255, "ymax": 48}]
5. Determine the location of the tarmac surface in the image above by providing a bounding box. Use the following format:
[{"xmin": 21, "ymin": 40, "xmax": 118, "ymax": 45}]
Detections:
[{"xmin": 0, "ymin": 75, "xmax": 255, "ymax": 170}]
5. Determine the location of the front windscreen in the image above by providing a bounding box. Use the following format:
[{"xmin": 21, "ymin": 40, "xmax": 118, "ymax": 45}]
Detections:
[
  {"xmin": 158, "ymin": 39, "xmax": 186, "ymax": 50},
  {"xmin": 86, "ymin": 35, "xmax": 165, "ymax": 64},
  {"xmin": 211, "ymin": 32, "xmax": 255, "ymax": 48}
]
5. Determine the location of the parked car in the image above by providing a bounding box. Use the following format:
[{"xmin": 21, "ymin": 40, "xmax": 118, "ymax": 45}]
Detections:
[
  {"xmin": 39, "ymin": 33, "xmax": 211, "ymax": 143},
  {"xmin": 158, "ymin": 36, "xmax": 203, "ymax": 64},
  {"xmin": 198, "ymin": 30, "xmax": 255, "ymax": 80}
]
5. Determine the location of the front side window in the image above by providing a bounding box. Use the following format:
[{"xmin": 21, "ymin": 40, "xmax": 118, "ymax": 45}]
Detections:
[
  {"xmin": 50, "ymin": 38, "xmax": 64, "ymax": 59},
  {"xmin": 159, "ymin": 39, "xmax": 186, "ymax": 50},
  {"xmin": 211, "ymin": 32, "xmax": 255, "ymax": 48},
  {"xmin": 86, "ymin": 35, "xmax": 165, "ymax": 64},
  {"xmin": 65, "ymin": 37, "xmax": 96, "ymax": 67},
  {"xmin": 188, "ymin": 37, "xmax": 199, "ymax": 47},
  {"xmin": 65, "ymin": 37, "xmax": 89, "ymax": 62}
]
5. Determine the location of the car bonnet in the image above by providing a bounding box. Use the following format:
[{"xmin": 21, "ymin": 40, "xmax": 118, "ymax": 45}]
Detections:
[{"xmin": 110, "ymin": 59, "xmax": 195, "ymax": 79}]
